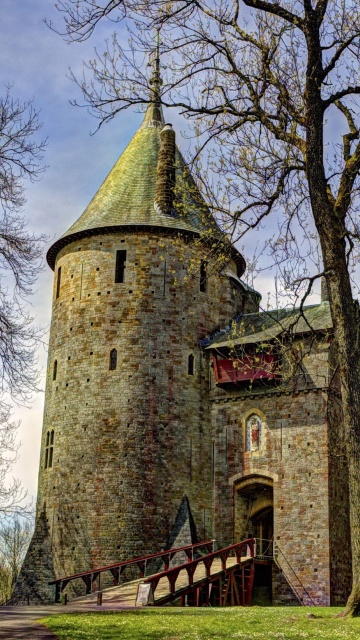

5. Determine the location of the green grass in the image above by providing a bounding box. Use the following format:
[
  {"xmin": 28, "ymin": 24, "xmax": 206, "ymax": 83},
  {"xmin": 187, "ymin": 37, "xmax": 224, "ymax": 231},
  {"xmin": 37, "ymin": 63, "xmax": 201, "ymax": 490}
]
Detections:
[{"xmin": 40, "ymin": 607, "xmax": 360, "ymax": 640}]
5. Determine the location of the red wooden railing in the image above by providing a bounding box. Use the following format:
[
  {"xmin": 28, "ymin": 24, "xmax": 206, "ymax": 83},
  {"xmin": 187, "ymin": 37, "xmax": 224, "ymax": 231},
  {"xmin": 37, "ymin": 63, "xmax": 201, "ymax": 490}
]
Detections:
[
  {"xmin": 142, "ymin": 537, "xmax": 256, "ymax": 606},
  {"xmin": 49, "ymin": 539, "xmax": 215, "ymax": 603}
]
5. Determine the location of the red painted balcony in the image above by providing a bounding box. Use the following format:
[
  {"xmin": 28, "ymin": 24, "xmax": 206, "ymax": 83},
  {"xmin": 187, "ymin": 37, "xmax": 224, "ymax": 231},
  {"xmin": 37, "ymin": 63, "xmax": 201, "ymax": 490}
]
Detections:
[{"xmin": 213, "ymin": 353, "xmax": 278, "ymax": 384}]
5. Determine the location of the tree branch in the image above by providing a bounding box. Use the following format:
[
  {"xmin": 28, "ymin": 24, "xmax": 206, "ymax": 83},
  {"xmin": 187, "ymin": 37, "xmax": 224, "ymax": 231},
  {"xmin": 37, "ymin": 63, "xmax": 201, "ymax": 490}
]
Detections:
[
  {"xmin": 242, "ymin": 0, "xmax": 303, "ymax": 28},
  {"xmin": 323, "ymin": 86, "xmax": 360, "ymax": 109},
  {"xmin": 315, "ymin": 0, "xmax": 329, "ymax": 21},
  {"xmin": 335, "ymin": 138, "xmax": 360, "ymax": 221},
  {"xmin": 46, "ymin": 0, "xmax": 124, "ymax": 42},
  {"xmin": 334, "ymin": 100, "xmax": 359, "ymax": 162},
  {"xmin": 322, "ymin": 32, "xmax": 360, "ymax": 80}
]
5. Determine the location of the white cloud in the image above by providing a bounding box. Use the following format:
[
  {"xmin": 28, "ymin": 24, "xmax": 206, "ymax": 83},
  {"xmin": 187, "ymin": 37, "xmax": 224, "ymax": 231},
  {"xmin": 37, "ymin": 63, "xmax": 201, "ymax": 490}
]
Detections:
[
  {"xmin": 0, "ymin": 1, "xmax": 143, "ymax": 502},
  {"xmin": 2, "ymin": 0, "xmax": 323, "ymax": 505}
]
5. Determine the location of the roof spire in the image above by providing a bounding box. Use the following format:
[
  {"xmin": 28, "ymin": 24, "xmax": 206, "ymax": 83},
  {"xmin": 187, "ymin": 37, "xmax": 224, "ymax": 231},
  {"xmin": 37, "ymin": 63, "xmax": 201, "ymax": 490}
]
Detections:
[
  {"xmin": 141, "ymin": 29, "xmax": 165, "ymax": 129},
  {"xmin": 150, "ymin": 29, "xmax": 162, "ymax": 103}
]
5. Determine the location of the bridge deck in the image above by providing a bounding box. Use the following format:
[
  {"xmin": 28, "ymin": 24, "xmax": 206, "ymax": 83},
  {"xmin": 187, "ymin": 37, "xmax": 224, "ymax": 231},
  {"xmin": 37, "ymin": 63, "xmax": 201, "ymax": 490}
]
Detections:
[{"xmin": 68, "ymin": 556, "xmax": 245, "ymax": 607}]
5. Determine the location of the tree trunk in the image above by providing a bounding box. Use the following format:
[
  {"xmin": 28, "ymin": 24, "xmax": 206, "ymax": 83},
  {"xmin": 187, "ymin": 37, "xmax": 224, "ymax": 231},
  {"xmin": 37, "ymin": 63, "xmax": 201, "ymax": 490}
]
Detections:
[
  {"xmin": 304, "ymin": 14, "xmax": 360, "ymax": 615},
  {"xmin": 308, "ymin": 140, "xmax": 360, "ymax": 617},
  {"xmin": 321, "ymin": 240, "xmax": 360, "ymax": 616}
]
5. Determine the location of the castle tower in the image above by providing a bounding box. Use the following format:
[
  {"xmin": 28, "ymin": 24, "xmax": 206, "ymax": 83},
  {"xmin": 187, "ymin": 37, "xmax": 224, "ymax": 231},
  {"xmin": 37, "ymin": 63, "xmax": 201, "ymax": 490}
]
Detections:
[{"xmin": 13, "ymin": 59, "xmax": 258, "ymax": 603}]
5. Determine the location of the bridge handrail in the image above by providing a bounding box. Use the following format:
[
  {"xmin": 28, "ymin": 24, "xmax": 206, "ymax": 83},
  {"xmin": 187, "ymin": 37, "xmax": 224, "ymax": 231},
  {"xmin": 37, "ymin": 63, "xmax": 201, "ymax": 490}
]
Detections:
[
  {"xmin": 48, "ymin": 539, "xmax": 215, "ymax": 586},
  {"xmin": 143, "ymin": 537, "xmax": 256, "ymax": 597}
]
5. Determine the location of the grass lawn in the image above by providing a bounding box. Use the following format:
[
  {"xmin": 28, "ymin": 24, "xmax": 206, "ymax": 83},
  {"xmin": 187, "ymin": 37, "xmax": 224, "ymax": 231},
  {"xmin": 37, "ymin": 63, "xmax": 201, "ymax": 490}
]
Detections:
[{"xmin": 40, "ymin": 607, "xmax": 360, "ymax": 640}]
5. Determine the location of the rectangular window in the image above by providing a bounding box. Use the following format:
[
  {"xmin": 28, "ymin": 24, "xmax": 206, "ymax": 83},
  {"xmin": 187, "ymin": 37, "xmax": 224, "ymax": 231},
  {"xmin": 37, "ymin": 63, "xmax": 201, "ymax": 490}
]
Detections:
[
  {"xmin": 189, "ymin": 438, "xmax": 192, "ymax": 482},
  {"xmin": 45, "ymin": 430, "xmax": 55, "ymax": 469},
  {"xmin": 188, "ymin": 354, "xmax": 194, "ymax": 375},
  {"xmin": 115, "ymin": 250, "xmax": 127, "ymax": 283},
  {"xmin": 56, "ymin": 266, "xmax": 61, "ymax": 299},
  {"xmin": 212, "ymin": 441, "xmax": 215, "ymax": 485},
  {"xmin": 200, "ymin": 260, "xmax": 207, "ymax": 293}
]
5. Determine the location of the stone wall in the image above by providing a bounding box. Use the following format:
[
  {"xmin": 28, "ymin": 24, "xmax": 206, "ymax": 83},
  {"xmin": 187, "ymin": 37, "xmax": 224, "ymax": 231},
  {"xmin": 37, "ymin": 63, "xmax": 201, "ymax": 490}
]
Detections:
[
  {"xmin": 14, "ymin": 225, "xmax": 351, "ymax": 607},
  {"xmin": 14, "ymin": 228, "xmax": 247, "ymax": 603},
  {"xmin": 209, "ymin": 333, "xmax": 343, "ymax": 605}
]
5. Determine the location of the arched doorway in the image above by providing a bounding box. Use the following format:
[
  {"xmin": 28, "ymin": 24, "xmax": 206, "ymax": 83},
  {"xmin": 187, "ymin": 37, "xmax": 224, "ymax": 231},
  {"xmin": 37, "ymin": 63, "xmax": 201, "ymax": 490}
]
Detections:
[
  {"xmin": 233, "ymin": 474, "xmax": 274, "ymax": 604},
  {"xmin": 233, "ymin": 475, "xmax": 274, "ymax": 544}
]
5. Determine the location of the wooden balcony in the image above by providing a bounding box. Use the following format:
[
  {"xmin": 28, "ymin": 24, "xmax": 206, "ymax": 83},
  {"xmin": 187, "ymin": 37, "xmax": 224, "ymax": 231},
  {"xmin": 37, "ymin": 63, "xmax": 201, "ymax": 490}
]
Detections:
[{"xmin": 213, "ymin": 353, "xmax": 278, "ymax": 384}]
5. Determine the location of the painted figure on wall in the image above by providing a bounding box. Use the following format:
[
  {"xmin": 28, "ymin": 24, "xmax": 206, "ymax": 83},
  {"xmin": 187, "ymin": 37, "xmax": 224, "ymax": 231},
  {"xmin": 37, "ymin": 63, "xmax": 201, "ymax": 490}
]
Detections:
[{"xmin": 246, "ymin": 414, "xmax": 261, "ymax": 452}]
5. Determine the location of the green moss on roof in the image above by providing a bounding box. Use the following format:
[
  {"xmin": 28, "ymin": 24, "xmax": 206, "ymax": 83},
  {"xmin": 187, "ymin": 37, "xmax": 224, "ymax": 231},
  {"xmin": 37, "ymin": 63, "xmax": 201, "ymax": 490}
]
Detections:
[
  {"xmin": 63, "ymin": 127, "xmax": 205, "ymax": 234},
  {"xmin": 47, "ymin": 105, "xmax": 227, "ymax": 268},
  {"xmin": 206, "ymin": 302, "xmax": 333, "ymax": 350}
]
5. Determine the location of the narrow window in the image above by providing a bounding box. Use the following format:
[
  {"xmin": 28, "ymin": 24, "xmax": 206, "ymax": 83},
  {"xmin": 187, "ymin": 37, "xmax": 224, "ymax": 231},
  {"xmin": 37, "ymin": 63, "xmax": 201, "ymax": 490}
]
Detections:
[
  {"xmin": 45, "ymin": 430, "xmax": 54, "ymax": 469},
  {"xmin": 212, "ymin": 441, "xmax": 215, "ymax": 484},
  {"xmin": 200, "ymin": 260, "xmax": 207, "ymax": 292},
  {"xmin": 115, "ymin": 250, "xmax": 127, "ymax": 283},
  {"xmin": 188, "ymin": 354, "xmax": 194, "ymax": 376},
  {"xmin": 56, "ymin": 266, "xmax": 61, "ymax": 299},
  {"xmin": 109, "ymin": 348, "xmax": 117, "ymax": 371},
  {"xmin": 45, "ymin": 431, "xmax": 50, "ymax": 469},
  {"xmin": 53, "ymin": 360, "xmax": 57, "ymax": 381},
  {"xmin": 49, "ymin": 430, "xmax": 54, "ymax": 468},
  {"xmin": 189, "ymin": 438, "xmax": 192, "ymax": 482}
]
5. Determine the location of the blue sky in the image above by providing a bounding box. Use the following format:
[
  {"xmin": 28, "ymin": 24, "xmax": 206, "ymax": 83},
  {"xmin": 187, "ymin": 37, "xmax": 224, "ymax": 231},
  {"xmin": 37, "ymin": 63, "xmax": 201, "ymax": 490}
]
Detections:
[
  {"xmin": 2, "ymin": 1, "xmax": 322, "ymax": 505},
  {"xmin": 1, "ymin": 1, "xmax": 145, "ymax": 504}
]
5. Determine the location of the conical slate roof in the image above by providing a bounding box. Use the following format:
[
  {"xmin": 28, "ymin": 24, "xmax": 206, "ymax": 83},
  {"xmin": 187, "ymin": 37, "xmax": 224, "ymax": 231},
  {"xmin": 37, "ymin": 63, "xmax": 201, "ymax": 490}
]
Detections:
[{"xmin": 47, "ymin": 101, "xmax": 245, "ymax": 274}]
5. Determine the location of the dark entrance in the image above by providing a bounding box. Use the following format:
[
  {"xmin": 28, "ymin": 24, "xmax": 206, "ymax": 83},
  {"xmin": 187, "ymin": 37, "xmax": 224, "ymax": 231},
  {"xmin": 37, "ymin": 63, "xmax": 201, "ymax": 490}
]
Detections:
[
  {"xmin": 234, "ymin": 475, "xmax": 274, "ymax": 604},
  {"xmin": 252, "ymin": 561, "xmax": 273, "ymax": 605},
  {"xmin": 250, "ymin": 506, "xmax": 273, "ymax": 558}
]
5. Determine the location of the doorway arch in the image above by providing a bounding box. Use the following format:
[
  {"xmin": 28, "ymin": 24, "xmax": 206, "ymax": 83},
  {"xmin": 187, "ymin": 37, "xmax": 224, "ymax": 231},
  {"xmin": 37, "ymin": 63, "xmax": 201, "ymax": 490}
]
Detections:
[
  {"xmin": 232, "ymin": 474, "xmax": 274, "ymax": 603},
  {"xmin": 233, "ymin": 474, "xmax": 274, "ymax": 556}
]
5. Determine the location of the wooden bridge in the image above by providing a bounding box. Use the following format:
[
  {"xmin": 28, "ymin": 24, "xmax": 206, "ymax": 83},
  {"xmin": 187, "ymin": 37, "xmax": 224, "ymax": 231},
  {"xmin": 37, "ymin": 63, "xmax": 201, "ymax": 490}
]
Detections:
[{"xmin": 49, "ymin": 538, "xmax": 258, "ymax": 607}]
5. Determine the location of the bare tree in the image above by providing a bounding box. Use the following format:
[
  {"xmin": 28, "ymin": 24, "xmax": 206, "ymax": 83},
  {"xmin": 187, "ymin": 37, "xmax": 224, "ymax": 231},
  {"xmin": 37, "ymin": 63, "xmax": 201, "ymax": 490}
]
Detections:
[
  {"xmin": 52, "ymin": 0, "xmax": 360, "ymax": 615},
  {"xmin": 0, "ymin": 413, "xmax": 26, "ymax": 519},
  {"xmin": 0, "ymin": 516, "xmax": 33, "ymax": 603},
  {"xmin": 0, "ymin": 86, "xmax": 46, "ymax": 517}
]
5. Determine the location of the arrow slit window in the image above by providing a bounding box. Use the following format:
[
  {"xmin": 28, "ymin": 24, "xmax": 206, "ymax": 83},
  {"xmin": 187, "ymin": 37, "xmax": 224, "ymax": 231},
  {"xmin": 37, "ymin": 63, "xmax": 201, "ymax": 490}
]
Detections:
[
  {"xmin": 115, "ymin": 250, "xmax": 127, "ymax": 283},
  {"xmin": 56, "ymin": 266, "xmax": 61, "ymax": 299},
  {"xmin": 188, "ymin": 353, "xmax": 194, "ymax": 375},
  {"xmin": 109, "ymin": 349, "xmax": 117, "ymax": 371},
  {"xmin": 200, "ymin": 260, "xmax": 207, "ymax": 292}
]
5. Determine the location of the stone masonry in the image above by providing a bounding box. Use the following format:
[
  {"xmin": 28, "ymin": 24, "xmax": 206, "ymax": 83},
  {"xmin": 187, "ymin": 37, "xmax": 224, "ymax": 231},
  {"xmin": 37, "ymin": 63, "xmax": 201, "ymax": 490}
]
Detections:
[
  {"xmin": 13, "ymin": 64, "xmax": 352, "ymax": 606},
  {"xmin": 207, "ymin": 324, "xmax": 351, "ymax": 605},
  {"xmin": 13, "ymin": 92, "xmax": 254, "ymax": 602}
]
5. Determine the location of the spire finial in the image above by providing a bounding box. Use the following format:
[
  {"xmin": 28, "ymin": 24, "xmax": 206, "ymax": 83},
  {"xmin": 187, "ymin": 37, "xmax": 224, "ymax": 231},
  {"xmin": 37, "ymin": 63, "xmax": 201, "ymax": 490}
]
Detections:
[
  {"xmin": 150, "ymin": 29, "xmax": 162, "ymax": 103},
  {"xmin": 141, "ymin": 30, "xmax": 165, "ymax": 129}
]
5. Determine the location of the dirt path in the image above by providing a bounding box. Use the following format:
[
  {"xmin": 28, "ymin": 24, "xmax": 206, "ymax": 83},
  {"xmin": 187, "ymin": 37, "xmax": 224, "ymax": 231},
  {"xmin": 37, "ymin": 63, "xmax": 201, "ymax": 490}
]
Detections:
[
  {"xmin": 0, "ymin": 606, "xmax": 63, "ymax": 639},
  {"xmin": 0, "ymin": 603, "xmax": 133, "ymax": 639}
]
